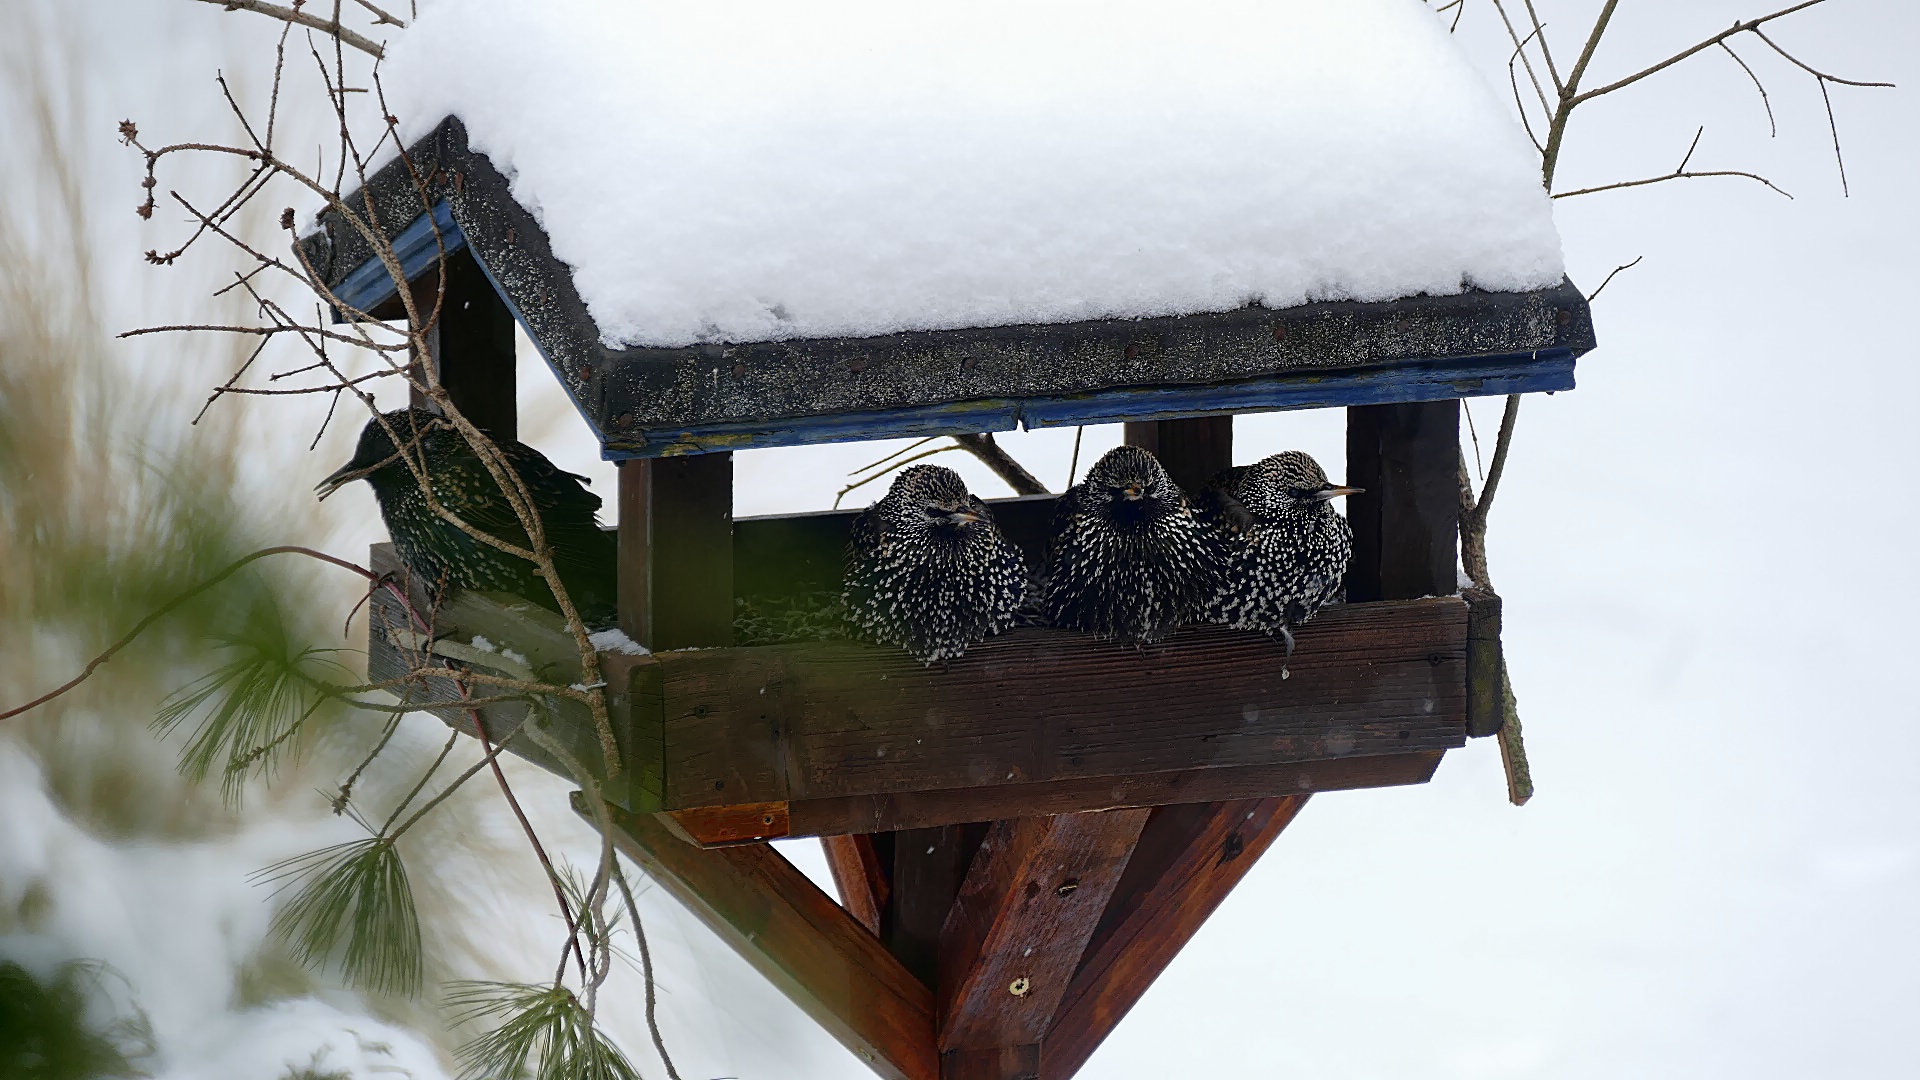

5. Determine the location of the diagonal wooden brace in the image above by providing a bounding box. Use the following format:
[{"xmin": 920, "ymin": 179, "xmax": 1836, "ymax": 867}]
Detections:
[{"xmin": 937, "ymin": 809, "xmax": 1152, "ymax": 1065}]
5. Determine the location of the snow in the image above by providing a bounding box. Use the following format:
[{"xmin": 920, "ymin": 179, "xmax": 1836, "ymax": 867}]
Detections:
[
  {"xmin": 588, "ymin": 627, "xmax": 651, "ymax": 656},
  {"xmin": 382, "ymin": 0, "xmax": 1564, "ymax": 348}
]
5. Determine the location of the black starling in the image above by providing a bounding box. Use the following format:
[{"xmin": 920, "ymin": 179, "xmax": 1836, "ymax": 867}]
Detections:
[
  {"xmin": 1043, "ymin": 444, "xmax": 1222, "ymax": 644},
  {"xmin": 1200, "ymin": 451, "xmax": 1360, "ymax": 658},
  {"xmin": 843, "ymin": 464, "xmax": 1027, "ymax": 662},
  {"xmin": 317, "ymin": 408, "xmax": 618, "ymax": 627}
]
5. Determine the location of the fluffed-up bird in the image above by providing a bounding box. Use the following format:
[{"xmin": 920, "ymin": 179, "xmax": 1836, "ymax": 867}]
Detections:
[
  {"xmin": 843, "ymin": 464, "xmax": 1028, "ymax": 662},
  {"xmin": 1043, "ymin": 444, "xmax": 1222, "ymax": 644},
  {"xmin": 1200, "ymin": 450, "xmax": 1360, "ymax": 661},
  {"xmin": 317, "ymin": 408, "xmax": 618, "ymax": 627}
]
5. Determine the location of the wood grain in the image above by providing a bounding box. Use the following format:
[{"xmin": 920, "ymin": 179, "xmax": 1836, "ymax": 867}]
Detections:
[
  {"xmin": 887, "ymin": 826, "xmax": 981, "ymax": 989},
  {"xmin": 1041, "ymin": 796, "xmax": 1310, "ymax": 1079},
  {"xmin": 938, "ymin": 810, "xmax": 1150, "ymax": 1051},
  {"xmin": 1463, "ymin": 584, "xmax": 1505, "ymax": 738},
  {"xmin": 786, "ymin": 751, "xmax": 1434, "ymax": 839},
  {"xmin": 655, "ymin": 599, "xmax": 1467, "ymax": 810},
  {"xmin": 823, "ymin": 834, "xmax": 887, "ymax": 934},
  {"xmin": 617, "ymin": 452, "xmax": 735, "ymax": 651},
  {"xmin": 1345, "ymin": 401, "xmax": 1460, "ymax": 603},
  {"xmin": 590, "ymin": 798, "xmax": 938, "ymax": 1080}
]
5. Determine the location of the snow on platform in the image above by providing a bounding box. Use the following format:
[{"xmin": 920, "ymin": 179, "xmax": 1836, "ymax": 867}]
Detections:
[{"xmin": 386, "ymin": 0, "xmax": 1562, "ymax": 349}]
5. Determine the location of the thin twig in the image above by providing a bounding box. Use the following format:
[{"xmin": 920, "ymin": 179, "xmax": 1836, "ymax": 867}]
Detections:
[
  {"xmin": 612, "ymin": 862, "xmax": 682, "ymax": 1080},
  {"xmin": 190, "ymin": 0, "xmax": 387, "ymax": 58},
  {"xmin": 1719, "ymin": 41, "xmax": 1777, "ymax": 137},
  {"xmin": 2, "ymin": 546, "xmax": 377, "ymax": 721},
  {"xmin": 1586, "ymin": 255, "xmax": 1644, "ymax": 302}
]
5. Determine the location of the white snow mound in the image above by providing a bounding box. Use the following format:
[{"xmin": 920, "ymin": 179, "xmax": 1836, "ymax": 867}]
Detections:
[{"xmin": 385, "ymin": 0, "xmax": 1563, "ymax": 348}]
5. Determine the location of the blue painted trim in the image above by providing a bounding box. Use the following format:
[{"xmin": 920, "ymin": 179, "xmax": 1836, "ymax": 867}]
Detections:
[
  {"xmin": 602, "ymin": 351, "xmax": 1576, "ymax": 459},
  {"xmin": 1020, "ymin": 350, "xmax": 1576, "ymax": 428},
  {"xmin": 330, "ymin": 200, "xmax": 465, "ymax": 315}
]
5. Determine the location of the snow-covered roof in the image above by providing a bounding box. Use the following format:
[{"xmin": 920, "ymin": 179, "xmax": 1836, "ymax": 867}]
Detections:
[{"xmin": 383, "ymin": 0, "xmax": 1564, "ymax": 351}]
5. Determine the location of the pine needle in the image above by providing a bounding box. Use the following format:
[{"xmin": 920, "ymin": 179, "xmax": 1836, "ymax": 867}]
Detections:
[
  {"xmin": 255, "ymin": 836, "xmax": 423, "ymax": 997},
  {"xmin": 153, "ymin": 601, "xmax": 349, "ymax": 805},
  {"xmin": 446, "ymin": 981, "xmax": 641, "ymax": 1080}
]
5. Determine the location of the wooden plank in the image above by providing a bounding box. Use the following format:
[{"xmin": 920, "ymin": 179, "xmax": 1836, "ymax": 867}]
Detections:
[
  {"xmin": 938, "ymin": 810, "xmax": 1150, "ymax": 1051},
  {"xmin": 1345, "ymin": 400, "xmax": 1460, "ymax": 603},
  {"xmin": 1121, "ymin": 416, "xmax": 1231, "ymax": 494},
  {"xmin": 655, "ymin": 599, "xmax": 1468, "ymax": 810},
  {"xmin": 617, "ymin": 452, "xmax": 735, "ymax": 650},
  {"xmin": 1041, "ymin": 796, "xmax": 1310, "ymax": 1079},
  {"xmin": 589, "ymin": 798, "xmax": 938, "ymax": 1080},
  {"xmin": 661, "ymin": 752, "xmax": 1442, "ymax": 844},
  {"xmin": 823, "ymin": 834, "xmax": 888, "ymax": 934}
]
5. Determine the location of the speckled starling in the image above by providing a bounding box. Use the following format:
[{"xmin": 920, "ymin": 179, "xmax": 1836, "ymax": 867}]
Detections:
[
  {"xmin": 317, "ymin": 408, "xmax": 618, "ymax": 627},
  {"xmin": 842, "ymin": 464, "xmax": 1028, "ymax": 663},
  {"xmin": 1042, "ymin": 445, "xmax": 1222, "ymax": 644},
  {"xmin": 1200, "ymin": 451, "xmax": 1360, "ymax": 656}
]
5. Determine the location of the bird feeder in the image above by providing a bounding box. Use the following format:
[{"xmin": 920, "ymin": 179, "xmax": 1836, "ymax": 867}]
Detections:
[{"xmin": 305, "ymin": 7, "xmax": 1594, "ymax": 1075}]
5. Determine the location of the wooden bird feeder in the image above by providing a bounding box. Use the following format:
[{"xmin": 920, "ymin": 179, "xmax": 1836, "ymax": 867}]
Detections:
[{"xmin": 308, "ymin": 100, "xmax": 1592, "ymax": 1078}]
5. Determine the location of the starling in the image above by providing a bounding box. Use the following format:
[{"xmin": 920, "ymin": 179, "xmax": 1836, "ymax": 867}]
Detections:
[
  {"xmin": 1199, "ymin": 451, "xmax": 1360, "ymax": 658},
  {"xmin": 317, "ymin": 408, "xmax": 618, "ymax": 627},
  {"xmin": 843, "ymin": 464, "xmax": 1028, "ymax": 662},
  {"xmin": 1043, "ymin": 445, "xmax": 1222, "ymax": 644}
]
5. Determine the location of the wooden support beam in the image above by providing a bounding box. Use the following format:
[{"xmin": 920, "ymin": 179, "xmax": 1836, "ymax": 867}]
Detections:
[
  {"xmin": 665, "ymin": 752, "xmax": 1442, "ymax": 845},
  {"xmin": 941, "ymin": 1045, "xmax": 1041, "ymax": 1080},
  {"xmin": 824, "ymin": 834, "xmax": 890, "ymax": 934},
  {"xmin": 402, "ymin": 249, "xmax": 518, "ymax": 438},
  {"xmin": 885, "ymin": 825, "xmax": 983, "ymax": 989},
  {"xmin": 617, "ymin": 452, "xmax": 734, "ymax": 650},
  {"xmin": 938, "ymin": 810, "xmax": 1150, "ymax": 1058},
  {"xmin": 1121, "ymin": 415, "xmax": 1232, "ymax": 494},
  {"xmin": 1042, "ymin": 796, "xmax": 1311, "ymax": 1078},
  {"xmin": 588, "ymin": 798, "xmax": 938, "ymax": 1080},
  {"xmin": 1345, "ymin": 401, "xmax": 1459, "ymax": 603}
]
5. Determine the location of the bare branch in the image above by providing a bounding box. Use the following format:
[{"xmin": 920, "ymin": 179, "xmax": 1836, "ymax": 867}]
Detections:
[
  {"xmin": 190, "ymin": 0, "xmax": 388, "ymax": 59},
  {"xmin": 1719, "ymin": 41, "xmax": 1777, "ymax": 137},
  {"xmin": 1585, "ymin": 254, "xmax": 1644, "ymax": 302},
  {"xmin": 951, "ymin": 432, "xmax": 1050, "ymax": 496},
  {"xmin": 1571, "ymin": 1, "xmax": 1832, "ymax": 105},
  {"xmin": 1554, "ymin": 168, "xmax": 1792, "ymax": 200}
]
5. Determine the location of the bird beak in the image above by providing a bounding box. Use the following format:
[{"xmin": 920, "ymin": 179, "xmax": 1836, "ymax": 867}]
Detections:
[
  {"xmin": 315, "ymin": 461, "xmax": 367, "ymax": 501},
  {"xmin": 1314, "ymin": 486, "xmax": 1364, "ymax": 502},
  {"xmin": 1121, "ymin": 483, "xmax": 1144, "ymax": 501},
  {"xmin": 945, "ymin": 508, "xmax": 984, "ymax": 526}
]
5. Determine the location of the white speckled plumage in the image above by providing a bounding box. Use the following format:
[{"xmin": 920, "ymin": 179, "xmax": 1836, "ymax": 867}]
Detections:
[
  {"xmin": 1043, "ymin": 445, "xmax": 1223, "ymax": 644},
  {"xmin": 1201, "ymin": 451, "xmax": 1354, "ymax": 650},
  {"xmin": 843, "ymin": 465, "xmax": 1028, "ymax": 662}
]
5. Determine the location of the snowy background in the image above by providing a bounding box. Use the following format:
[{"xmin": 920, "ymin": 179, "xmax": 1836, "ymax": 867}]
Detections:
[{"xmin": 2, "ymin": 2, "xmax": 1915, "ymax": 1079}]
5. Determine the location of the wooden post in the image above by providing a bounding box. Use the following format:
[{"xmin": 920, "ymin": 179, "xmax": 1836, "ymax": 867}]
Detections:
[
  {"xmin": 406, "ymin": 250, "xmax": 517, "ymax": 439},
  {"xmin": 885, "ymin": 825, "xmax": 981, "ymax": 989},
  {"xmin": 1121, "ymin": 416, "xmax": 1232, "ymax": 495},
  {"xmin": 617, "ymin": 453, "xmax": 734, "ymax": 650},
  {"xmin": 1344, "ymin": 401, "xmax": 1459, "ymax": 603}
]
